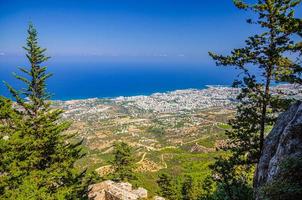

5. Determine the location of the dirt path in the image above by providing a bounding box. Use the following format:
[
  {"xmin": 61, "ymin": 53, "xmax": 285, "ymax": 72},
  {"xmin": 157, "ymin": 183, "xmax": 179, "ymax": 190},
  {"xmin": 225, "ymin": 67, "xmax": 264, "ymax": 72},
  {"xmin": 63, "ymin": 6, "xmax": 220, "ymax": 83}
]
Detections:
[
  {"xmin": 137, "ymin": 152, "xmax": 147, "ymax": 164},
  {"xmin": 161, "ymin": 154, "xmax": 167, "ymax": 169}
]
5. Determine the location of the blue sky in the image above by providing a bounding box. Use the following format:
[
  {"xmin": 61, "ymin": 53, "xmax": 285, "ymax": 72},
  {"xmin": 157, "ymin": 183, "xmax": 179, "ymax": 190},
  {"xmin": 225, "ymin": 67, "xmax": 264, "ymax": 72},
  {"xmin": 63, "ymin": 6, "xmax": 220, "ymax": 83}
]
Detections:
[{"xmin": 0, "ymin": 0, "xmax": 287, "ymax": 63}]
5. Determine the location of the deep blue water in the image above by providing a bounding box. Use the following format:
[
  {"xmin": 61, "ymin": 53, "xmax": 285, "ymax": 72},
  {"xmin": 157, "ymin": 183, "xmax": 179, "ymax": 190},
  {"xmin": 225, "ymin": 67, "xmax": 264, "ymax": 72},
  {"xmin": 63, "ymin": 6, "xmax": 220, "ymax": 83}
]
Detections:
[{"xmin": 0, "ymin": 59, "xmax": 239, "ymax": 100}]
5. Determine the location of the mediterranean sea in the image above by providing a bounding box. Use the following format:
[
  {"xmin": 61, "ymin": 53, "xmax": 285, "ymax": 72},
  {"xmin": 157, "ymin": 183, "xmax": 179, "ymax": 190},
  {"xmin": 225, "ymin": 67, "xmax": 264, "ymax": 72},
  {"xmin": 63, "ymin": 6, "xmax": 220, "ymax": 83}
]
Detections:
[{"xmin": 0, "ymin": 59, "xmax": 239, "ymax": 100}]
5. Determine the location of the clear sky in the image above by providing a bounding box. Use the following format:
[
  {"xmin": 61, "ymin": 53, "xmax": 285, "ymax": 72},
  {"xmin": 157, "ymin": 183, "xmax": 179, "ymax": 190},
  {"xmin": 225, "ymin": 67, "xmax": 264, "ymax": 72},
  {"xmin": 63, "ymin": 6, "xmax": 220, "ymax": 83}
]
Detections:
[{"xmin": 0, "ymin": 0, "xmax": 284, "ymax": 63}]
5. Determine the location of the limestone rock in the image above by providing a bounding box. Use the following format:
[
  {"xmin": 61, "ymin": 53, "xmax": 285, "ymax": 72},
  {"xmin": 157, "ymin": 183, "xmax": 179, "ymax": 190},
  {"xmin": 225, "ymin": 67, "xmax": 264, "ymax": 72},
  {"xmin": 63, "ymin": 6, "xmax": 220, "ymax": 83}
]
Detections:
[
  {"xmin": 88, "ymin": 180, "xmax": 149, "ymax": 200},
  {"xmin": 254, "ymin": 101, "xmax": 302, "ymax": 198},
  {"xmin": 133, "ymin": 187, "xmax": 148, "ymax": 199}
]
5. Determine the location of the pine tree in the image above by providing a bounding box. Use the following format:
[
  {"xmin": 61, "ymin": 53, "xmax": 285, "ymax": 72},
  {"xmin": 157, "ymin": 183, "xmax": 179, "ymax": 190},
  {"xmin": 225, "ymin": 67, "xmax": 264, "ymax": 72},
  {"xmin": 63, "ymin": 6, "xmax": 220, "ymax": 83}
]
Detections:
[
  {"xmin": 199, "ymin": 176, "xmax": 217, "ymax": 200},
  {"xmin": 208, "ymin": 152, "xmax": 254, "ymax": 200},
  {"xmin": 0, "ymin": 96, "xmax": 18, "ymax": 195},
  {"xmin": 0, "ymin": 24, "xmax": 92, "ymax": 199},
  {"xmin": 204, "ymin": 0, "xmax": 302, "ymax": 199},
  {"xmin": 210, "ymin": 0, "xmax": 302, "ymax": 158},
  {"xmin": 181, "ymin": 175, "xmax": 198, "ymax": 200},
  {"xmin": 110, "ymin": 141, "xmax": 136, "ymax": 182},
  {"xmin": 157, "ymin": 173, "xmax": 179, "ymax": 200}
]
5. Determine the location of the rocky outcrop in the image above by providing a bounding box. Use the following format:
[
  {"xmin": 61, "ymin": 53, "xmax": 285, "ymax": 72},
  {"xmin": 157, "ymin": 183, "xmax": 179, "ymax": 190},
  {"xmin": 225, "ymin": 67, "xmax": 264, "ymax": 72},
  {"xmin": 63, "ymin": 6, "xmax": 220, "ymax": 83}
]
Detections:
[
  {"xmin": 89, "ymin": 180, "xmax": 163, "ymax": 200},
  {"xmin": 89, "ymin": 181, "xmax": 146, "ymax": 200},
  {"xmin": 254, "ymin": 101, "xmax": 302, "ymax": 198}
]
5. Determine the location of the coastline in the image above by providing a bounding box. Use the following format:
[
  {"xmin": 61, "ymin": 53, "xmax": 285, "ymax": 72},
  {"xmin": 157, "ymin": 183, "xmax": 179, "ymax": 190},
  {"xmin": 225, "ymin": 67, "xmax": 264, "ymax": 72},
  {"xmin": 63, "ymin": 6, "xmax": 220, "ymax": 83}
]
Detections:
[
  {"xmin": 52, "ymin": 84, "xmax": 231, "ymax": 102},
  {"xmin": 53, "ymin": 83, "xmax": 301, "ymax": 102}
]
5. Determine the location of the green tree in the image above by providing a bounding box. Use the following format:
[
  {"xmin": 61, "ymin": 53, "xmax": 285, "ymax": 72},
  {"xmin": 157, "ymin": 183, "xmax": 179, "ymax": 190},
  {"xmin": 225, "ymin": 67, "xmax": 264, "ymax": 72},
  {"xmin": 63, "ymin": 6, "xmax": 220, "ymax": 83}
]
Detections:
[
  {"xmin": 157, "ymin": 173, "xmax": 179, "ymax": 200},
  {"xmin": 0, "ymin": 24, "xmax": 92, "ymax": 199},
  {"xmin": 0, "ymin": 97, "xmax": 18, "ymax": 195},
  {"xmin": 208, "ymin": 154, "xmax": 254, "ymax": 200},
  {"xmin": 210, "ymin": 0, "xmax": 302, "ymax": 158},
  {"xmin": 110, "ymin": 141, "xmax": 136, "ymax": 182},
  {"xmin": 181, "ymin": 175, "xmax": 199, "ymax": 200},
  {"xmin": 199, "ymin": 176, "xmax": 218, "ymax": 200},
  {"xmin": 204, "ymin": 0, "xmax": 302, "ymax": 199}
]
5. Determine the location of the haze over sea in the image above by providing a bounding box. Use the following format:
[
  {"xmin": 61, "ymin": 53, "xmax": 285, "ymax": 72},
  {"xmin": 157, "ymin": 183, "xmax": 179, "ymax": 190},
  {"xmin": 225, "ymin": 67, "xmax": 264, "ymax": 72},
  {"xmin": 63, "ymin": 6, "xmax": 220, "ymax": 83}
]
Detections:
[{"xmin": 0, "ymin": 58, "xmax": 240, "ymax": 100}]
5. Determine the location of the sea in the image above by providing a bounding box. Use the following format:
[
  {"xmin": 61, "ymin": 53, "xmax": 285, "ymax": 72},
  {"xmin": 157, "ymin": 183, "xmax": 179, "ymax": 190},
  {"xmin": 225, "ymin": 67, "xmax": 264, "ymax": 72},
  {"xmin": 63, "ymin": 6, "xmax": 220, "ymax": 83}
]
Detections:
[{"xmin": 0, "ymin": 59, "xmax": 239, "ymax": 100}]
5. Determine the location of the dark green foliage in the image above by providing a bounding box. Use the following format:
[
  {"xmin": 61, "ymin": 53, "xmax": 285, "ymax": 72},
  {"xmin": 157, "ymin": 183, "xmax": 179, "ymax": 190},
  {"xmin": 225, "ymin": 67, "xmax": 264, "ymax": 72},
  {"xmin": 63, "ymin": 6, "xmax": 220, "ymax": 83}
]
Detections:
[
  {"xmin": 207, "ymin": 155, "xmax": 254, "ymax": 200},
  {"xmin": 258, "ymin": 157, "xmax": 302, "ymax": 200},
  {"xmin": 222, "ymin": 77, "xmax": 292, "ymax": 165},
  {"xmin": 181, "ymin": 175, "xmax": 199, "ymax": 200},
  {"xmin": 157, "ymin": 173, "xmax": 179, "ymax": 200},
  {"xmin": 6, "ymin": 23, "xmax": 51, "ymax": 114},
  {"xmin": 156, "ymin": 172, "xmax": 201, "ymax": 200},
  {"xmin": 199, "ymin": 176, "xmax": 217, "ymax": 200},
  {"xmin": 204, "ymin": 0, "xmax": 302, "ymax": 199},
  {"xmin": 110, "ymin": 141, "xmax": 136, "ymax": 182},
  {"xmin": 0, "ymin": 97, "xmax": 18, "ymax": 196},
  {"xmin": 181, "ymin": 175, "xmax": 193, "ymax": 200},
  {"xmin": 0, "ymin": 24, "xmax": 92, "ymax": 199}
]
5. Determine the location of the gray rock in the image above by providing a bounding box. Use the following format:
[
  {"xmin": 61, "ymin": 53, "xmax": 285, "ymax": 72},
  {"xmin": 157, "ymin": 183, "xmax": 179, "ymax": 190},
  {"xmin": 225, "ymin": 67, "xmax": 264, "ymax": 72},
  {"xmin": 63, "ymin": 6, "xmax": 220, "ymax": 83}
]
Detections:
[{"xmin": 254, "ymin": 101, "xmax": 302, "ymax": 199}]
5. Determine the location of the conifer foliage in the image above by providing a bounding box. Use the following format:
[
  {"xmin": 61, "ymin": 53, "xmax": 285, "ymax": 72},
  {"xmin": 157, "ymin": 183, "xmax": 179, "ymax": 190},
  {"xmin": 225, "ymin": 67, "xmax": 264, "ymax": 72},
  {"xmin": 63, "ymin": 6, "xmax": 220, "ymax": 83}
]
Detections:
[
  {"xmin": 0, "ymin": 24, "xmax": 91, "ymax": 199},
  {"xmin": 110, "ymin": 141, "xmax": 136, "ymax": 182},
  {"xmin": 210, "ymin": 0, "xmax": 302, "ymax": 160},
  {"xmin": 157, "ymin": 173, "xmax": 179, "ymax": 200},
  {"xmin": 181, "ymin": 175, "xmax": 198, "ymax": 200},
  {"xmin": 203, "ymin": 0, "xmax": 302, "ymax": 199}
]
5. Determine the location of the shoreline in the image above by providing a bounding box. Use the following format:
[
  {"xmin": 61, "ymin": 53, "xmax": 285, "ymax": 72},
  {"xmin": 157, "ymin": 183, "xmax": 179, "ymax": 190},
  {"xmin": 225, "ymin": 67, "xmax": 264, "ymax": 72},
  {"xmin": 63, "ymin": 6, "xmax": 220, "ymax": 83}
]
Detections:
[
  {"xmin": 52, "ymin": 84, "xmax": 231, "ymax": 102},
  {"xmin": 52, "ymin": 83, "xmax": 301, "ymax": 102}
]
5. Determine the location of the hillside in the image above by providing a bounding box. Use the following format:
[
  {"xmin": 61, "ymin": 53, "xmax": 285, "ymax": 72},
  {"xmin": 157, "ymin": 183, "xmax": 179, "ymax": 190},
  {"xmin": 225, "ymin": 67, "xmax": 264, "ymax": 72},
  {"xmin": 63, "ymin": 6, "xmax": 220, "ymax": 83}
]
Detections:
[{"xmin": 53, "ymin": 84, "xmax": 301, "ymax": 196}]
